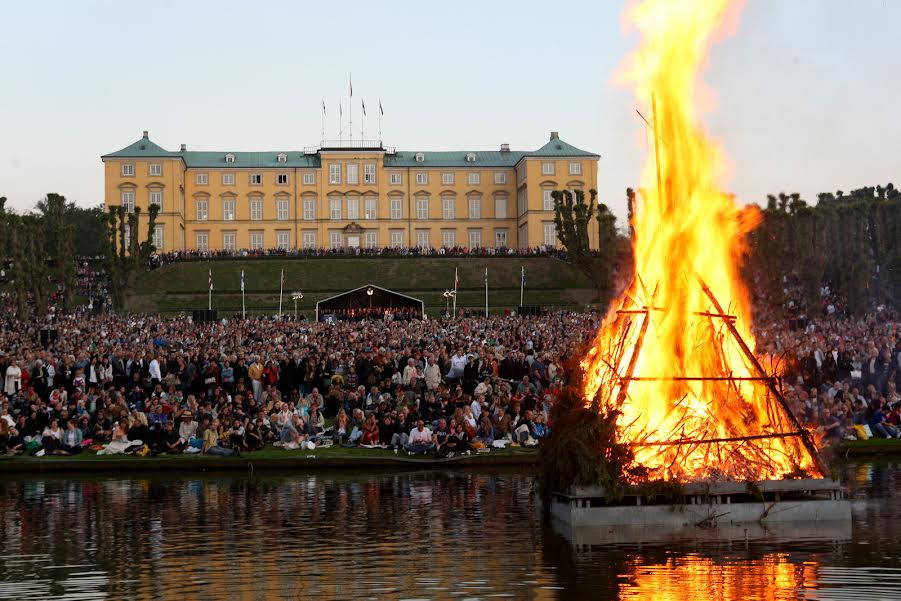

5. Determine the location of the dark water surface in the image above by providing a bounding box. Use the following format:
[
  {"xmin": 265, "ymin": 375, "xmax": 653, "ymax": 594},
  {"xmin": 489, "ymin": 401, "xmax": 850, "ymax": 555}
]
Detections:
[{"xmin": 0, "ymin": 462, "xmax": 900, "ymax": 600}]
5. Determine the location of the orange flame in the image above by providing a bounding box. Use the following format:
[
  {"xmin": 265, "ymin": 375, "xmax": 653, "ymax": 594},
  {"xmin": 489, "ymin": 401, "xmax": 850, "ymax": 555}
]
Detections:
[{"xmin": 582, "ymin": 0, "xmax": 821, "ymax": 482}]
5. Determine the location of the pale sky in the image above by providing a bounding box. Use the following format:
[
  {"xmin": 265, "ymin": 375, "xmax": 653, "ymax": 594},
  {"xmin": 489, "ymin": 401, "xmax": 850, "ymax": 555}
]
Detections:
[{"xmin": 1, "ymin": 0, "xmax": 898, "ymax": 221}]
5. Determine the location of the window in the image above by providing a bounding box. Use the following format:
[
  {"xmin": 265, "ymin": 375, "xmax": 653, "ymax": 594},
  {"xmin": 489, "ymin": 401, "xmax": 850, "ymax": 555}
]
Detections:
[
  {"xmin": 544, "ymin": 222, "xmax": 557, "ymax": 247},
  {"xmin": 364, "ymin": 197, "xmax": 377, "ymax": 220},
  {"xmin": 390, "ymin": 198, "xmax": 402, "ymax": 220},
  {"xmin": 469, "ymin": 230, "xmax": 482, "ymax": 248},
  {"xmin": 416, "ymin": 197, "xmax": 429, "ymax": 220},
  {"xmin": 416, "ymin": 230, "xmax": 430, "ymax": 248},
  {"xmin": 303, "ymin": 198, "xmax": 316, "ymax": 220},
  {"xmin": 442, "ymin": 230, "xmax": 456, "ymax": 248},
  {"xmin": 442, "ymin": 172, "xmax": 454, "ymax": 185},
  {"xmin": 364, "ymin": 163, "xmax": 376, "ymax": 184},
  {"xmin": 222, "ymin": 173, "xmax": 235, "ymax": 185},
  {"xmin": 390, "ymin": 230, "xmax": 403, "ymax": 247},
  {"xmin": 276, "ymin": 198, "xmax": 289, "ymax": 221},
  {"xmin": 250, "ymin": 173, "xmax": 262, "ymax": 185},
  {"xmin": 121, "ymin": 164, "xmax": 134, "ymax": 176},
  {"xmin": 346, "ymin": 163, "xmax": 359, "ymax": 185},
  {"xmin": 494, "ymin": 196, "xmax": 507, "ymax": 219},
  {"xmin": 364, "ymin": 231, "xmax": 377, "ymax": 248},
  {"xmin": 303, "ymin": 172, "xmax": 315, "ymax": 185},
  {"xmin": 250, "ymin": 198, "xmax": 262, "ymax": 221},
  {"xmin": 569, "ymin": 162, "xmax": 582, "ymax": 175},
  {"xmin": 542, "ymin": 162, "xmax": 555, "ymax": 175},
  {"xmin": 225, "ymin": 153, "xmax": 235, "ymax": 163},
  {"xmin": 196, "ymin": 198, "xmax": 208, "ymax": 221},
  {"xmin": 149, "ymin": 163, "xmax": 161, "ymax": 176},
  {"xmin": 223, "ymin": 232, "xmax": 236, "ymax": 251},
  {"xmin": 543, "ymin": 190, "xmax": 554, "ymax": 211},
  {"xmin": 121, "ymin": 191, "xmax": 135, "ymax": 212},
  {"xmin": 222, "ymin": 198, "xmax": 235, "ymax": 221},
  {"xmin": 196, "ymin": 173, "xmax": 208, "ymax": 185},
  {"xmin": 442, "ymin": 197, "xmax": 455, "ymax": 220},
  {"xmin": 195, "ymin": 232, "xmax": 208, "ymax": 251},
  {"xmin": 517, "ymin": 163, "xmax": 526, "ymax": 180},
  {"xmin": 346, "ymin": 195, "xmax": 359, "ymax": 220},
  {"xmin": 277, "ymin": 153, "xmax": 287, "ymax": 163},
  {"xmin": 277, "ymin": 231, "xmax": 290, "ymax": 250},
  {"xmin": 415, "ymin": 152, "xmax": 425, "ymax": 163},
  {"xmin": 250, "ymin": 231, "xmax": 263, "ymax": 250},
  {"xmin": 494, "ymin": 172, "xmax": 506, "ymax": 185},
  {"xmin": 329, "ymin": 197, "xmax": 342, "ymax": 220},
  {"xmin": 330, "ymin": 231, "xmax": 342, "ymax": 249},
  {"xmin": 124, "ymin": 225, "xmax": 130, "ymax": 249},
  {"xmin": 468, "ymin": 197, "xmax": 481, "ymax": 219},
  {"xmin": 465, "ymin": 152, "xmax": 476, "ymax": 162},
  {"xmin": 329, "ymin": 164, "xmax": 341, "ymax": 184},
  {"xmin": 517, "ymin": 187, "xmax": 528, "ymax": 216},
  {"xmin": 149, "ymin": 190, "xmax": 162, "ymax": 207},
  {"xmin": 495, "ymin": 229, "xmax": 508, "ymax": 248},
  {"xmin": 416, "ymin": 172, "xmax": 428, "ymax": 185},
  {"xmin": 467, "ymin": 172, "xmax": 480, "ymax": 185},
  {"xmin": 277, "ymin": 173, "xmax": 289, "ymax": 185},
  {"xmin": 302, "ymin": 231, "xmax": 316, "ymax": 249},
  {"xmin": 153, "ymin": 225, "xmax": 164, "ymax": 250},
  {"xmin": 389, "ymin": 172, "xmax": 402, "ymax": 185}
]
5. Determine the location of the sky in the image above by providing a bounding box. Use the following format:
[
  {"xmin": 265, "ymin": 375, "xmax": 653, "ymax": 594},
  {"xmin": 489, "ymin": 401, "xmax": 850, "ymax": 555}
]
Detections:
[{"xmin": 0, "ymin": 0, "xmax": 898, "ymax": 221}]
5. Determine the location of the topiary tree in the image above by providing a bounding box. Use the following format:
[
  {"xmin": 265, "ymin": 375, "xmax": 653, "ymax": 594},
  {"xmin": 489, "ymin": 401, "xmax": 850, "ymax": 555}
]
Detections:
[{"xmin": 105, "ymin": 204, "xmax": 159, "ymax": 311}]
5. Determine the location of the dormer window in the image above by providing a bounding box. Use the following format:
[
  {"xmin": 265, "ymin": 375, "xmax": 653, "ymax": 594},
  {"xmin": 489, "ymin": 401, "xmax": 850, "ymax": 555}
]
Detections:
[
  {"xmin": 277, "ymin": 153, "xmax": 287, "ymax": 163},
  {"xmin": 415, "ymin": 152, "xmax": 425, "ymax": 163},
  {"xmin": 465, "ymin": 152, "xmax": 477, "ymax": 163},
  {"xmin": 225, "ymin": 153, "xmax": 235, "ymax": 163}
]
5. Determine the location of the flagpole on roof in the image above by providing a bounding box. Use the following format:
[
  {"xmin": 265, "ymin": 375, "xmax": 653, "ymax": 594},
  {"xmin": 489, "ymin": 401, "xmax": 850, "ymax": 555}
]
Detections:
[
  {"xmin": 320, "ymin": 99, "xmax": 326, "ymax": 144},
  {"xmin": 348, "ymin": 73, "xmax": 353, "ymax": 145},
  {"xmin": 378, "ymin": 99, "xmax": 383, "ymax": 142}
]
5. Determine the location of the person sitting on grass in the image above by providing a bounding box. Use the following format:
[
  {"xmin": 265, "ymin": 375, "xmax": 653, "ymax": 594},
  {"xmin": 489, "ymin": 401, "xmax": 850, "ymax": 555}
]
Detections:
[
  {"xmin": 40, "ymin": 419, "xmax": 64, "ymax": 455},
  {"xmin": 227, "ymin": 418, "xmax": 246, "ymax": 451},
  {"xmin": 334, "ymin": 408, "xmax": 350, "ymax": 444},
  {"xmin": 203, "ymin": 419, "xmax": 238, "ymax": 457},
  {"xmin": 360, "ymin": 413, "xmax": 380, "ymax": 446},
  {"xmin": 244, "ymin": 421, "xmax": 264, "ymax": 451},
  {"xmin": 443, "ymin": 422, "xmax": 471, "ymax": 457},
  {"xmin": 433, "ymin": 418, "xmax": 451, "ymax": 457},
  {"xmin": 156, "ymin": 420, "xmax": 183, "ymax": 454},
  {"xmin": 476, "ymin": 416, "xmax": 497, "ymax": 446},
  {"xmin": 60, "ymin": 419, "xmax": 83, "ymax": 455},
  {"xmin": 404, "ymin": 420, "xmax": 433, "ymax": 454}
]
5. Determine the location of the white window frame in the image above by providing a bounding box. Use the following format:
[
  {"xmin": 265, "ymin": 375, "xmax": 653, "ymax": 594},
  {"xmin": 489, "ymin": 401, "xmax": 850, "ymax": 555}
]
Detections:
[
  {"xmin": 346, "ymin": 195, "xmax": 359, "ymax": 220},
  {"xmin": 149, "ymin": 190, "xmax": 162, "ymax": 207},
  {"xmin": 390, "ymin": 198, "xmax": 402, "ymax": 220},
  {"xmin": 277, "ymin": 231, "xmax": 290, "ymax": 250},
  {"xmin": 389, "ymin": 172, "xmax": 402, "ymax": 185},
  {"xmin": 222, "ymin": 173, "xmax": 235, "ymax": 185},
  {"xmin": 195, "ymin": 232, "xmax": 208, "ymax": 251},
  {"xmin": 442, "ymin": 172, "xmax": 454, "ymax": 185},
  {"xmin": 569, "ymin": 162, "xmax": 582, "ymax": 175},
  {"xmin": 329, "ymin": 164, "xmax": 341, "ymax": 185},
  {"xmin": 543, "ymin": 190, "xmax": 555, "ymax": 211},
  {"xmin": 250, "ymin": 231, "xmax": 264, "ymax": 250},
  {"xmin": 223, "ymin": 232, "xmax": 236, "ymax": 251},
  {"xmin": 303, "ymin": 198, "xmax": 316, "ymax": 220},
  {"xmin": 250, "ymin": 173, "xmax": 263, "ymax": 185},
  {"xmin": 467, "ymin": 172, "xmax": 480, "ymax": 185},
  {"xmin": 495, "ymin": 229, "xmax": 508, "ymax": 248},
  {"xmin": 494, "ymin": 196, "xmax": 507, "ymax": 219},
  {"xmin": 346, "ymin": 163, "xmax": 359, "ymax": 185},
  {"xmin": 196, "ymin": 173, "xmax": 208, "ymax": 185},
  {"xmin": 149, "ymin": 163, "xmax": 161, "ymax": 176},
  {"xmin": 329, "ymin": 231, "xmax": 342, "ymax": 249},
  {"xmin": 364, "ymin": 163, "xmax": 376, "ymax": 184},
  {"xmin": 225, "ymin": 153, "xmax": 235, "ymax": 164},
  {"xmin": 329, "ymin": 197, "xmax": 342, "ymax": 220},
  {"xmin": 442, "ymin": 230, "xmax": 456, "ymax": 248},
  {"xmin": 303, "ymin": 172, "xmax": 315, "ymax": 185},
  {"xmin": 124, "ymin": 224, "xmax": 131, "ymax": 249},
  {"xmin": 302, "ymin": 231, "xmax": 317, "ymax": 249},
  {"xmin": 468, "ymin": 197, "xmax": 481, "ymax": 219},
  {"xmin": 442, "ymin": 197, "xmax": 455, "ymax": 220},
  {"xmin": 250, "ymin": 198, "xmax": 263, "ymax": 221},
  {"xmin": 364, "ymin": 197, "xmax": 377, "ymax": 220},
  {"xmin": 390, "ymin": 230, "xmax": 403, "ymax": 248},
  {"xmin": 544, "ymin": 222, "xmax": 557, "ymax": 247},
  {"xmin": 364, "ymin": 231, "xmax": 377, "ymax": 248},
  {"xmin": 121, "ymin": 163, "xmax": 134, "ymax": 176},
  {"xmin": 494, "ymin": 172, "xmax": 507, "ymax": 185},
  {"xmin": 469, "ymin": 230, "xmax": 482, "ymax": 249},
  {"xmin": 121, "ymin": 191, "xmax": 135, "ymax": 212},
  {"xmin": 196, "ymin": 198, "xmax": 209, "ymax": 221},
  {"xmin": 542, "ymin": 162, "xmax": 555, "ymax": 176},
  {"xmin": 416, "ymin": 197, "xmax": 429, "ymax": 220},
  {"xmin": 277, "ymin": 173, "xmax": 289, "ymax": 185},
  {"xmin": 416, "ymin": 230, "xmax": 430, "ymax": 248},
  {"xmin": 277, "ymin": 153, "xmax": 287, "ymax": 163},
  {"xmin": 276, "ymin": 198, "xmax": 289, "ymax": 221},
  {"xmin": 222, "ymin": 198, "xmax": 236, "ymax": 221},
  {"xmin": 416, "ymin": 172, "xmax": 428, "ymax": 185},
  {"xmin": 153, "ymin": 224, "xmax": 164, "ymax": 250}
]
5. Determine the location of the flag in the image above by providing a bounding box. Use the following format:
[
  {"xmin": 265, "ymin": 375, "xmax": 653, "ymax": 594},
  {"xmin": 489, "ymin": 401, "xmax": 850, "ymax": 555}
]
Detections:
[
  {"xmin": 321, "ymin": 100, "xmax": 326, "ymax": 115},
  {"xmin": 379, "ymin": 99, "xmax": 384, "ymax": 116},
  {"xmin": 521, "ymin": 266, "xmax": 525, "ymax": 286},
  {"xmin": 484, "ymin": 267, "xmax": 488, "ymax": 284},
  {"xmin": 349, "ymin": 74, "xmax": 353, "ymax": 97},
  {"xmin": 362, "ymin": 99, "xmax": 366, "ymax": 116},
  {"xmin": 240, "ymin": 269, "xmax": 244, "ymax": 292},
  {"xmin": 454, "ymin": 267, "xmax": 459, "ymax": 291},
  {"xmin": 208, "ymin": 269, "xmax": 213, "ymax": 291},
  {"xmin": 280, "ymin": 269, "xmax": 285, "ymax": 288},
  {"xmin": 339, "ymin": 102, "xmax": 342, "ymax": 118}
]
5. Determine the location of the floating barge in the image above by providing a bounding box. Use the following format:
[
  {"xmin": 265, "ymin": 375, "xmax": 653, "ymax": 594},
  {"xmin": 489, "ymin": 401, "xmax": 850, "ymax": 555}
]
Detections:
[{"xmin": 551, "ymin": 478, "xmax": 851, "ymax": 544}]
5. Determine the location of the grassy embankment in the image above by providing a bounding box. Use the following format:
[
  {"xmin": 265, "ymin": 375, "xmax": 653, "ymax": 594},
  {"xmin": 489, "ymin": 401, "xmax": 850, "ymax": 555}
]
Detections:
[{"xmin": 126, "ymin": 256, "xmax": 597, "ymax": 316}]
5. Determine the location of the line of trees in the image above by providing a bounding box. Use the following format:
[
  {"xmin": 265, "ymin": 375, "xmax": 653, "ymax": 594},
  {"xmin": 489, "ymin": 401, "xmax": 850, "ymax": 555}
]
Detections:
[{"xmin": 104, "ymin": 204, "xmax": 159, "ymax": 311}]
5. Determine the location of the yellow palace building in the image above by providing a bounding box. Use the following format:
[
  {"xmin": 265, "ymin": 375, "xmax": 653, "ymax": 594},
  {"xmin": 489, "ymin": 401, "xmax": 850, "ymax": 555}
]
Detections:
[{"xmin": 101, "ymin": 131, "xmax": 599, "ymax": 252}]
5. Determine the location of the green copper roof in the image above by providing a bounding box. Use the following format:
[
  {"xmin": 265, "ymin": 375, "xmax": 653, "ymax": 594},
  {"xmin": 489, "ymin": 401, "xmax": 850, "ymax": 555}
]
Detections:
[
  {"xmin": 182, "ymin": 152, "xmax": 321, "ymax": 168},
  {"xmin": 529, "ymin": 138, "xmax": 600, "ymax": 158},
  {"xmin": 384, "ymin": 150, "xmax": 528, "ymax": 168},
  {"xmin": 101, "ymin": 135, "xmax": 177, "ymax": 159}
]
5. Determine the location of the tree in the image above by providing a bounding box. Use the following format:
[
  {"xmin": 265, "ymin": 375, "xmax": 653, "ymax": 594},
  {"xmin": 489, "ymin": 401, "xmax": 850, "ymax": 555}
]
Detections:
[{"xmin": 105, "ymin": 204, "xmax": 159, "ymax": 311}]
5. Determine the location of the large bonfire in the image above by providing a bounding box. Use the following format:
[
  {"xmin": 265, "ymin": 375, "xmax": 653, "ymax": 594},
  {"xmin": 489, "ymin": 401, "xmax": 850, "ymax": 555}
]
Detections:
[{"xmin": 582, "ymin": 0, "xmax": 823, "ymax": 483}]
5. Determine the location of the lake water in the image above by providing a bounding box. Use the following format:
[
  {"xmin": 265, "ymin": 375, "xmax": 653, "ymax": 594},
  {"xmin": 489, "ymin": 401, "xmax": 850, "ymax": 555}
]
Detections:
[{"xmin": 0, "ymin": 461, "xmax": 899, "ymax": 600}]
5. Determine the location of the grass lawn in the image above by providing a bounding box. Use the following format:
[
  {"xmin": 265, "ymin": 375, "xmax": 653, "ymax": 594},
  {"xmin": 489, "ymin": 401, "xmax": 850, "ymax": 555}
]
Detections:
[{"xmin": 837, "ymin": 437, "xmax": 901, "ymax": 455}]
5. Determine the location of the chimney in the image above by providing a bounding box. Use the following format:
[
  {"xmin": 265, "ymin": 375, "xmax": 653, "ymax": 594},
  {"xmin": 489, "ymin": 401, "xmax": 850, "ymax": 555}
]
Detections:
[
  {"xmin": 180, "ymin": 143, "xmax": 187, "ymax": 152},
  {"xmin": 549, "ymin": 131, "xmax": 559, "ymax": 141},
  {"xmin": 142, "ymin": 130, "xmax": 149, "ymax": 139},
  {"xmin": 500, "ymin": 143, "xmax": 510, "ymax": 152}
]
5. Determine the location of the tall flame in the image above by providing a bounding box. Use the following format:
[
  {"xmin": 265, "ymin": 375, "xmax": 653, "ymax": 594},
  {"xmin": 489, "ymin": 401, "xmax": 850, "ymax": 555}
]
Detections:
[{"xmin": 582, "ymin": 0, "xmax": 821, "ymax": 482}]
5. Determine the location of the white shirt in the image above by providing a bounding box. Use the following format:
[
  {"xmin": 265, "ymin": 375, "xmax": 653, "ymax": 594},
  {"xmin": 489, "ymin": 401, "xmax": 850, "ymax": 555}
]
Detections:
[
  {"xmin": 409, "ymin": 427, "xmax": 433, "ymax": 445},
  {"xmin": 149, "ymin": 359, "xmax": 162, "ymax": 381},
  {"xmin": 470, "ymin": 399, "xmax": 482, "ymax": 420},
  {"xmin": 448, "ymin": 355, "xmax": 466, "ymax": 378},
  {"xmin": 4, "ymin": 365, "xmax": 21, "ymax": 395}
]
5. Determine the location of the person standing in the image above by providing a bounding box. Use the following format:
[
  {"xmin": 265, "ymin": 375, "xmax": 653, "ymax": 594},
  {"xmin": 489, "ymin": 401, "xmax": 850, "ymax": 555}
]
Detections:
[{"xmin": 4, "ymin": 359, "xmax": 21, "ymax": 397}]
